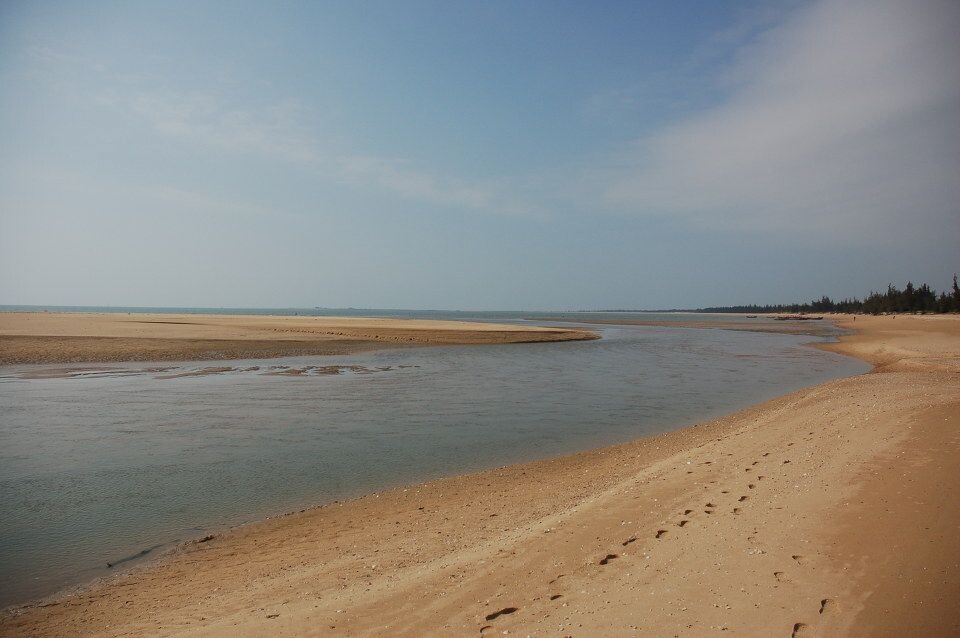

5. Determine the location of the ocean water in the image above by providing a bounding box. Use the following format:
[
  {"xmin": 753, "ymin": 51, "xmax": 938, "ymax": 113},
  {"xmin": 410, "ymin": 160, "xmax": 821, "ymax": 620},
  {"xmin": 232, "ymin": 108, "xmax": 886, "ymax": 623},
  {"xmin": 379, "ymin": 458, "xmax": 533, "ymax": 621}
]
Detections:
[{"xmin": 0, "ymin": 318, "xmax": 868, "ymax": 606}]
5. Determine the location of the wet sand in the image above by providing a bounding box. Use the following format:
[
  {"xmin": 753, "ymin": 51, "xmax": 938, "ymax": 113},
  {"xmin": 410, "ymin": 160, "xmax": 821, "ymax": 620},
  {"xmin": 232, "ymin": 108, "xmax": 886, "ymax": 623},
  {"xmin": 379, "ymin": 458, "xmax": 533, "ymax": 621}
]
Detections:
[
  {"xmin": 0, "ymin": 312, "xmax": 596, "ymax": 365},
  {"xmin": 2, "ymin": 315, "xmax": 958, "ymax": 637}
]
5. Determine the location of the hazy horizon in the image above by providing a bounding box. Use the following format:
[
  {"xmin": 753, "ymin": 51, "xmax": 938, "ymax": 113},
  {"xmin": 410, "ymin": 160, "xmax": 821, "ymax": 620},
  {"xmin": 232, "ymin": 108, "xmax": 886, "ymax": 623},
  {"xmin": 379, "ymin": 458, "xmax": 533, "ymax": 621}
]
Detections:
[{"xmin": 2, "ymin": 0, "xmax": 958, "ymax": 310}]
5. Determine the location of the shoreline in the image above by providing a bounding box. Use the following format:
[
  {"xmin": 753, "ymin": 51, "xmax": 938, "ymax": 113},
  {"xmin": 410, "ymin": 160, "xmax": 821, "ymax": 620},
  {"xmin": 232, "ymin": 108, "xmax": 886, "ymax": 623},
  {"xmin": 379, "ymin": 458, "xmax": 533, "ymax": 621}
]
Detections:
[
  {"xmin": 0, "ymin": 312, "xmax": 597, "ymax": 366},
  {"xmin": 2, "ymin": 314, "xmax": 958, "ymax": 636}
]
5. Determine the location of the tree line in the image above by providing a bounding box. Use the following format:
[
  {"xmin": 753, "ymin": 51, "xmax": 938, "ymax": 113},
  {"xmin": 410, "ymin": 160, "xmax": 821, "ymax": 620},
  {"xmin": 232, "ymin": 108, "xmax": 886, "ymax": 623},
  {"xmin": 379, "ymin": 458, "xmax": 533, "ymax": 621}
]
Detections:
[{"xmin": 698, "ymin": 275, "xmax": 960, "ymax": 315}]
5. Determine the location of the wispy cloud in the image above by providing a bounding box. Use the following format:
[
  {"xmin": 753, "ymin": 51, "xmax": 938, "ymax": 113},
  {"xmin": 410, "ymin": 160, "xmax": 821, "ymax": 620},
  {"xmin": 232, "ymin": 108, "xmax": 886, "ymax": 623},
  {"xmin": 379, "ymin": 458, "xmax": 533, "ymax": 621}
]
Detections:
[
  {"xmin": 336, "ymin": 155, "xmax": 493, "ymax": 210},
  {"xmin": 607, "ymin": 0, "xmax": 960, "ymax": 242},
  {"xmin": 93, "ymin": 84, "xmax": 538, "ymax": 217},
  {"xmin": 96, "ymin": 89, "xmax": 321, "ymax": 164}
]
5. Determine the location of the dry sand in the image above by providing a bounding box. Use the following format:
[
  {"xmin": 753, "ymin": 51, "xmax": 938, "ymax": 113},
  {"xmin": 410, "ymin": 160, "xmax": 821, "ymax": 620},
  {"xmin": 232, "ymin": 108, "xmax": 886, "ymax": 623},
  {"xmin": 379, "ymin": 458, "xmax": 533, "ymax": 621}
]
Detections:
[
  {"xmin": 2, "ymin": 314, "xmax": 958, "ymax": 637},
  {"xmin": 0, "ymin": 312, "xmax": 596, "ymax": 365}
]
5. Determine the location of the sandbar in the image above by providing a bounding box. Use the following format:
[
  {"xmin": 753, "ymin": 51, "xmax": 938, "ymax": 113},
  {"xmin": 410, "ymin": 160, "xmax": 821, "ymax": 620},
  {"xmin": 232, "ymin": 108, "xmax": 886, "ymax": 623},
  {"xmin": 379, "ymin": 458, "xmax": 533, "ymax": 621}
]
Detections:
[{"xmin": 0, "ymin": 312, "xmax": 597, "ymax": 365}]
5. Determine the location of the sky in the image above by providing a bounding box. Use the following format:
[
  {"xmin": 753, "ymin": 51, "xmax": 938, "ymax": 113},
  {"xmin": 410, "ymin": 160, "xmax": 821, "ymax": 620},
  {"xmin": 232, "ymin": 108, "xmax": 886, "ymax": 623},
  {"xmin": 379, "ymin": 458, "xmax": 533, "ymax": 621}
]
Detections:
[{"xmin": 0, "ymin": 0, "xmax": 957, "ymax": 310}]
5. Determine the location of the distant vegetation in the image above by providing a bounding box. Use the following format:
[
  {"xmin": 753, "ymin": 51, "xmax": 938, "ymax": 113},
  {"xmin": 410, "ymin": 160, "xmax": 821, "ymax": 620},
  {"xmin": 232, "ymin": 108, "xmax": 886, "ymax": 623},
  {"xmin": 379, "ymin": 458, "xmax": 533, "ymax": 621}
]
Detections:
[{"xmin": 697, "ymin": 275, "xmax": 960, "ymax": 315}]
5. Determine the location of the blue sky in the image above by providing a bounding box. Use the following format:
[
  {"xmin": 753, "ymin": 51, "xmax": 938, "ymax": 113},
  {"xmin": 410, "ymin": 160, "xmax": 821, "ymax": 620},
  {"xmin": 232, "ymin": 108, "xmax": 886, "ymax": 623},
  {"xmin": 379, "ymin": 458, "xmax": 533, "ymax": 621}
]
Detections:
[{"xmin": 1, "ymin": 0, "xmax": 957, "ymax": 309}]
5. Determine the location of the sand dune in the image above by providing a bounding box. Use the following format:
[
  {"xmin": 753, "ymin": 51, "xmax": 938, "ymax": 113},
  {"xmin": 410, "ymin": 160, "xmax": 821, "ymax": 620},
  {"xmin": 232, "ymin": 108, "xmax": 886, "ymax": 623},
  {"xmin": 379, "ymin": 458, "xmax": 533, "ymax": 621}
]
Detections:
[
  {"xmin": 1, "ymin": 314, "xmax": 958, "ymax": 637},
  {"xmin": 0, "ymin": 312, "xmax": 596, "ymax": 365}
]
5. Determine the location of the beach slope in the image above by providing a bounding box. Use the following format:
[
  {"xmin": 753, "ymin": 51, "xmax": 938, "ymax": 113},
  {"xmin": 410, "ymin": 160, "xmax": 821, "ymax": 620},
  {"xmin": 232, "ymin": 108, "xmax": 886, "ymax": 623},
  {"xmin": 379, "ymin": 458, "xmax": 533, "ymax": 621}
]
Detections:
[{"xmin": 2, "ymin": 315, "xmax": 958, "ymax": 637}]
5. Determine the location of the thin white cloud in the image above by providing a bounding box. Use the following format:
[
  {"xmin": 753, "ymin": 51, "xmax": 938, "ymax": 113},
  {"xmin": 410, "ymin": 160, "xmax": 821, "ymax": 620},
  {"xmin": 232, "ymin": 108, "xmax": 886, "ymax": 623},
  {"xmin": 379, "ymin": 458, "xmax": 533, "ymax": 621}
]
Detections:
[
  {"xmin": 94, "ymin": 85, "xmax": 537, "ymax": 216},
  {"xmin": 607, "ymin": 0, "xmax": 960, "ymax": 241},
  {"xmin": 96, "ymin": 89, "xmax": 321, "ymax": 164},
  {"xmin": 335, "ymin": 155, "xmax": 493, "ymax": 210}
]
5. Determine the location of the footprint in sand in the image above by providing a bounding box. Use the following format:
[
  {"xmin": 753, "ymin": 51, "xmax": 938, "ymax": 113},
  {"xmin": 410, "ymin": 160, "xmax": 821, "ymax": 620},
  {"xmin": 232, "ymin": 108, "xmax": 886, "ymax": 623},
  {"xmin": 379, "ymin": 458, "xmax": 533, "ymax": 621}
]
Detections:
[
  {"xmin": 550, "ymin": 594, "xmax": 562, "ymax": 601},
  {"xmin": 773, "ymin": 571, "xmax": 788, "ymax": 583},
  {"xmin": 484, "ymin": 607, "xmax": 518, "ymax": 621},
  {"xmin": 733, "ymin": 507, "xmax": 741, "ymax": 514},
  {"xmin": 622, "ymin": 536, "xmax": 637, "ymax": 547},
  {"xmin": 820, "ymin": 598, "xmax": 836, "ymax": 617},
  {"xmin": 748, "ymin": 484, "xmax": 755, "ymax": 489},
  {"xmin": 655, "ymin": 530, "xmax": 668, "ymax": 539},
  {"xmin": 599, "ymin": 553, "xmax": 618, "ymax": 565},
  {"xmin": 791, "ymin": 622, "xmax": 810, "ymax": 637},
  {"xmin": 739, "ymin": 495, "xmax": 748, "ymax": 502},
  {"xmin": 792, "ymin": 555, "xmax": 806, "ymax": 566},
  {"xmin": 684, "ymin": 509, "xmax": 693, "ymax": 515}
]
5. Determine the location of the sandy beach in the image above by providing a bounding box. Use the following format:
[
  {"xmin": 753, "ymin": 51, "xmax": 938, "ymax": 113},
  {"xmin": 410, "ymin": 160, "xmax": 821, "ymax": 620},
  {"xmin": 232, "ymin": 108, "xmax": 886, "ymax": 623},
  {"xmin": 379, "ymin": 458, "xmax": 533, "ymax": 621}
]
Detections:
[
  {"xmin": 0, "ymin": 312, "xmax": 596, "ymax": 365},
  {"xmin": 2, "ymin": 314, "xmax": 958, "ymax": 637}
]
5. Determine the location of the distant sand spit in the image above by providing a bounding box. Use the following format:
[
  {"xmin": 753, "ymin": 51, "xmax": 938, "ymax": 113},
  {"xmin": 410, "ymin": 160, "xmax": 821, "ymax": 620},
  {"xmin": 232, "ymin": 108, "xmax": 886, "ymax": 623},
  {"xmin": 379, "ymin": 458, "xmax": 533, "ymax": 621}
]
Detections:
[
  {"xmin": 817, "ymin": 312, "xmax": 960, "ymax": 373},
  {"xmin": 2, "ymin": 315, "xmax": 958, "ymax": 637},
  {"xmin": 0, "ymin": 312, "xmax": 597, "ymax": 365}
]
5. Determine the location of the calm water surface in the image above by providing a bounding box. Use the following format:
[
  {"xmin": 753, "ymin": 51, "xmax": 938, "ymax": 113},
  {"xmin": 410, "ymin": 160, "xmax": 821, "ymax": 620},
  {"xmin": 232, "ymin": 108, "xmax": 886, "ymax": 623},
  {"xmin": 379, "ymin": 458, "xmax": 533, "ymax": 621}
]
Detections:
[{"xmin": 0, "ymin": 319, "xmax": 868, "ymax": 606}]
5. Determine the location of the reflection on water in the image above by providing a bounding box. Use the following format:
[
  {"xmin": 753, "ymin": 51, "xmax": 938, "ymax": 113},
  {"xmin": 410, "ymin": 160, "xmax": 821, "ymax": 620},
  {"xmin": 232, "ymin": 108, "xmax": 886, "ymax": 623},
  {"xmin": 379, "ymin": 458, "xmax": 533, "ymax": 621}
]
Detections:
[{"xmin": 0, "ymin": 322, "xmax": 868, "ymax": 606}]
